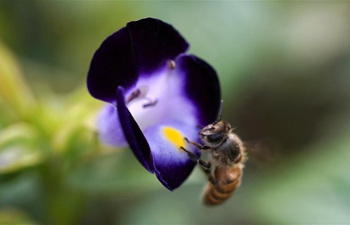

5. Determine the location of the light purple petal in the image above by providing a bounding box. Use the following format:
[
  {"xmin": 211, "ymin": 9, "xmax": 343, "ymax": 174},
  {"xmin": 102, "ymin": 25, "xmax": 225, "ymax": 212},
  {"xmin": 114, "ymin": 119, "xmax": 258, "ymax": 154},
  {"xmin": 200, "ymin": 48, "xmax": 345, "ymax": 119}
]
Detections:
[
  {"xmin": 126, "ymin": 63, "xmax": 197, "ymax": 131},
  {"xmin": 143, "ymin": 120, "xmax": 199, "ymax": 190},
  {"xmin": 97, "ymin": 104, "xmax": 127, "ymax": 147}
]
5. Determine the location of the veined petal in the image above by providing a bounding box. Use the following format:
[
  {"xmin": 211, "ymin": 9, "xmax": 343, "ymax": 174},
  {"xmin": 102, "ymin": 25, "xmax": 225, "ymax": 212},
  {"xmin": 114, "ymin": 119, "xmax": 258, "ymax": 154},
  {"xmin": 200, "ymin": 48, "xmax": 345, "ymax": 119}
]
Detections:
[
  {"xmin": 125, "ymin": 61, "xmax": 197, "ymax": 131},
  {"xmin": 122, "ymin": 53, "xmax": 220, "ymax": 133},
  {"xmin": 143, "ymin": 120, "xmax": 199, "ymax": 190},
  {"xmin": 177, "ymin": 54, "xmax": 221, "ymax": 126},
  {"xmin": 87, "ymin": 18, "xmax": 189, "ymax": 103},
  {"xmin": 88, "ymin": 18, "xmax": 222, "ymax": 191},
  {"xmin": 116, "ymin": 86, "xmax": 154, "ymax": 173},
  {"xmin": 99, "ymin": 54, "xmax": 220, "ymax": 189}
]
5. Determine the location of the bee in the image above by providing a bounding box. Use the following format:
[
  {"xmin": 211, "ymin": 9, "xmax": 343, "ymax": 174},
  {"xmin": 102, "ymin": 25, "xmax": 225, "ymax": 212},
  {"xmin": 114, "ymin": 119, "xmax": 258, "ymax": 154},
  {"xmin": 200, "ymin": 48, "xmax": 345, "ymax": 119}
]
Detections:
[{"xmin": 181, "ymin": 100, "xmax": 247, "ymax": 206}]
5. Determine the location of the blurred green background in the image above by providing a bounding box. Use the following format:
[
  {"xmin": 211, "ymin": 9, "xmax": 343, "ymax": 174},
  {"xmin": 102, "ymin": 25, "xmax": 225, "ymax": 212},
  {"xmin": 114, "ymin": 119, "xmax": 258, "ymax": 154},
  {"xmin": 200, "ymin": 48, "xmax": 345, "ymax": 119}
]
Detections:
[{"xmin": 1, "ymin": 1, "xmax": 350, "ymax": 224}]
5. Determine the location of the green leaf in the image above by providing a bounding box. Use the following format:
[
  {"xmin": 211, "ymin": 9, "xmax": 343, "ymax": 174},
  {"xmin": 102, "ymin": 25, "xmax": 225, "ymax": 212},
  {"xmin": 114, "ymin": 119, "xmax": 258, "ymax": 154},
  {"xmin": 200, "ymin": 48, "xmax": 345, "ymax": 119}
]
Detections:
[
  {"xmin": 0, "ymin": 208, "xmax": 38, "ymax": 225},
  {"xmin": 0, "ymin": 123, "xmax": 43, "ymax": 174},
  {"xmin": 0, "ymin": 41, "xmax": 36, "ymax": 117}
]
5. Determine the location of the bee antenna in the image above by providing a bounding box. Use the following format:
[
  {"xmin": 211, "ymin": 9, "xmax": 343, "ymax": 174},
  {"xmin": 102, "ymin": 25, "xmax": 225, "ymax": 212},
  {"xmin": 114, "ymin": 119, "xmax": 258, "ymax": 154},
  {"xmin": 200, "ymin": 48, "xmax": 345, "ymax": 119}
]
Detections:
[{"xmin": 213, "ymin": 99, "xmax": 224, "ymax": 124}]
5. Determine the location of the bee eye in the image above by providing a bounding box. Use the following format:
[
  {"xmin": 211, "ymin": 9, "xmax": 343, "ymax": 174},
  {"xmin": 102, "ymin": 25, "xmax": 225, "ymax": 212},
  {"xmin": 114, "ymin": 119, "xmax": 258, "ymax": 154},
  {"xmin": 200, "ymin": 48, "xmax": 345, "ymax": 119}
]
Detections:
[{"xmin": 207, "ymin": 133, "xmax": 223, "ymax": 143}]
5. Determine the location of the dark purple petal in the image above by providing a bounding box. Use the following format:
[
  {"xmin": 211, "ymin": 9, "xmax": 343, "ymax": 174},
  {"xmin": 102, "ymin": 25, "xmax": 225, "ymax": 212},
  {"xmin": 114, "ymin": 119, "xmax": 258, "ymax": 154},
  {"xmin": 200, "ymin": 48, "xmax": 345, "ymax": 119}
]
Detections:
[
  {"xmin": 88, "ymin": 26, "xmax": 135, "ymax": 103},
  {"xmin": 154, "ymin": 160, "xmax": 196, "ymax": 191},
  {"xmin": 127, "ymin": 18, "xmax": 189, "ymax": 74},
  {"xmin": 116, "ymin": 86, "xmax": 154, "ymax": 173},
  {"xmin": 87, "ymin": 18, "xmax": 189, "ymax": 102},
  {"xmin": 177, "ymin": 54, "xmax": 221, "ymax": 126}
]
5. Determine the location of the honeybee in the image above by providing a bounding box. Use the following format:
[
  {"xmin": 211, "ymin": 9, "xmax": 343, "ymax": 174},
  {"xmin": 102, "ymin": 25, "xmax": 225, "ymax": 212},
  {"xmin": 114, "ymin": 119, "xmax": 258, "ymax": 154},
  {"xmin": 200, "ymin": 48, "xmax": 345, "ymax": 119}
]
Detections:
[{"xmin": 181, "ymin": 100, "xmax": 247, "ymax": 206}]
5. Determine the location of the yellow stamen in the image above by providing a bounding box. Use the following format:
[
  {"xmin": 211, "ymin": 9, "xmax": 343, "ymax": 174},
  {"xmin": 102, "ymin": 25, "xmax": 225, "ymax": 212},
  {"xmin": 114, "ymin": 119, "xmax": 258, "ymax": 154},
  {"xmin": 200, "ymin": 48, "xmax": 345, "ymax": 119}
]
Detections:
[{"xmin": 162, "ymin": 127, "xmax": 185, "ymax": 149}]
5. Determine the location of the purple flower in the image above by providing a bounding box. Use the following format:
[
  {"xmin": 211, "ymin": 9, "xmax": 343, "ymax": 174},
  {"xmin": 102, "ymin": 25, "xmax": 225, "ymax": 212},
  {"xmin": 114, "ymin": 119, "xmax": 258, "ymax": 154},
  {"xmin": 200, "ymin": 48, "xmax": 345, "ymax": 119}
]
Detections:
[{"xmin": 87, "ymin": 18, "xmax": 220, "ymax": 190}]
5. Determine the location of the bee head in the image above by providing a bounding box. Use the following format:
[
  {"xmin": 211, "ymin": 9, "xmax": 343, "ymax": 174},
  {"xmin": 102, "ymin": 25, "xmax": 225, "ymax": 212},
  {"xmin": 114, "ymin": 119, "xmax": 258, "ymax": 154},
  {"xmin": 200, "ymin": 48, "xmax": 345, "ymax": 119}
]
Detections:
[{"xmin": 199, "ymin": 120, "xmax": 232, "ymax": 148}]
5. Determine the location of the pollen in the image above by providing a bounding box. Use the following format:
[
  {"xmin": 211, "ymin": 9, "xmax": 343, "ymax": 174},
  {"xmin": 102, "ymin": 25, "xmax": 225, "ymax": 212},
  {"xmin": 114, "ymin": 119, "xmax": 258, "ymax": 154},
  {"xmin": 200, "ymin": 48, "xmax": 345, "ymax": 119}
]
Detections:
[
  {"xmin": 162, "ymin": 127, "xmax": 185, "ymax": 149},
  {"xmin": 168, "ymin": 60, "xmax": 176, "ymax": 69}
]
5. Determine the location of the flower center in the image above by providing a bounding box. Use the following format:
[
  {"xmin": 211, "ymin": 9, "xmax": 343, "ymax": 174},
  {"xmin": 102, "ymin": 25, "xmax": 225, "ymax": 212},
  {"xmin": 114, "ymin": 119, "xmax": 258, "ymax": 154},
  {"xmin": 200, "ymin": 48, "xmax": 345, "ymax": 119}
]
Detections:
[
  {"xmin": 162, "ymin": 127, "xmax": 185, "ymax": 150},
  {"xmin": 126, "ymin": 86, "xmax": 158, "ymax": 108}
]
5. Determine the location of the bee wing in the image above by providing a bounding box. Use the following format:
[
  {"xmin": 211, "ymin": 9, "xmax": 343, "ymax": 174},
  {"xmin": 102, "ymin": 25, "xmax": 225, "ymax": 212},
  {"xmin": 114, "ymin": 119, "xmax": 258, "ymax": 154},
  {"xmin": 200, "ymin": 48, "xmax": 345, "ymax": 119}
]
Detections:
[{"xmin": 243, "ymin": 138, "xmax": 282, "ymax": 167}]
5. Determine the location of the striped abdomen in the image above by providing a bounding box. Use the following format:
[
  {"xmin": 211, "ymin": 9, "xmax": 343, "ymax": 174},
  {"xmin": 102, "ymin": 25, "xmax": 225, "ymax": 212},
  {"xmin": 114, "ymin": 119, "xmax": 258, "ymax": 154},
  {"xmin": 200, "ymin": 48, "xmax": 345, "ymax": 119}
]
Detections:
[{"xmin": 202, "ymin": 164, "xmax": 242, "ymax": 206}]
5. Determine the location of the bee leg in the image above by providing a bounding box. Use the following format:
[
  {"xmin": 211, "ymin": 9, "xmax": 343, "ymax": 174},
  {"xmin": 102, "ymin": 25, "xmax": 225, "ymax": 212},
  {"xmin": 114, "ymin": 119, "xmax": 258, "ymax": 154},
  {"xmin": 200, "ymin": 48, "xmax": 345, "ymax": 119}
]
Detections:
[
  {"xmin": 184, "ymin": 138, "xmax": 211, "ymax": 151},
  {"xmin": 180, "ymin": 146, "xmax": 199, "ymax": 162},
  {"xmin": 198, "ymin": 160, "xmax": 216, "ymax": 185},
  {"xmin": 180, "ymin": 147, "xmax": 215, "ymax": 185}
]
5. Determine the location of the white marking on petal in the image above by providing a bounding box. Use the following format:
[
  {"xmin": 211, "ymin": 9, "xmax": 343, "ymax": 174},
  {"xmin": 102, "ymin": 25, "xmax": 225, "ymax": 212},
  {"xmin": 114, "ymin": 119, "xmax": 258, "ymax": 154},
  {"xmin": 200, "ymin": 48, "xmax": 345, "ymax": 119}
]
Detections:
[{"xmin": 126, "ymin": 67, "xmax": 197, "ymax": 131}]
